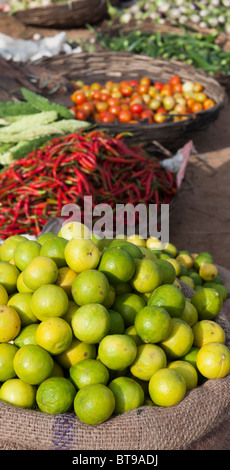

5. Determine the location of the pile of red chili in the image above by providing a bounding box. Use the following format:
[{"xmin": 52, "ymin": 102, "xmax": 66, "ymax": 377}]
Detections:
[{"xmin": 0, "ymin": 130, "xmax": 177, "ymax": 238}]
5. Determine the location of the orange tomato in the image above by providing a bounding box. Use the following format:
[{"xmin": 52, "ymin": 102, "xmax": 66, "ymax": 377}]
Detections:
[
  {"xmin": 140, "ymin": 77, "xmax": 151, "ymax": 87},
  {"xmin": 118, "ymin": 109, "xmax": 132, "ymax": 123},
  {"xmin": 190, "ymin": 102, "xmax": 203, "ymax": 113},
  {"xmin": 203, "ymin": 98, "xmax": 215, "ymax": 110}
]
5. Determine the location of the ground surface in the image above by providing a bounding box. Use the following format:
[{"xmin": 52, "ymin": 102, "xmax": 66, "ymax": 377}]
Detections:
[{"xmin": 0, "ymin": 12, "xmax": 230, "ymax": 269}]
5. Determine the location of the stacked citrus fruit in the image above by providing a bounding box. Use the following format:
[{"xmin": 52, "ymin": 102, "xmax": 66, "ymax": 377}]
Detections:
[{"xmin": 0, "ymin": 223, "xmax": 229, "ymax": 425}]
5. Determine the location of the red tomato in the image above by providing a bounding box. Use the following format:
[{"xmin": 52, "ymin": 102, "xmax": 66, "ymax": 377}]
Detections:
[
  {"xmin": 95, "ymin": 101, "xmax": 108, "ymax": 113},
  {"xmin": 169, "ymin": 75, "xmax": 181, "ymax": 87},
  {"xmin": 190, "ymin": 102, "xmax": 203, "ymax": 113},
  {"xmin": 80, "ymin": 101, "xmax": 95, "ymax": 116},
  {"xmin": 154, "ymin": 82, "xmax": 163, "ymax": 91},
  {"xmin": 203, "ymin": 98, "xmax": 215, "ymax": 110},
  {"xmin": 107, "ymin": 97, "xmax": 119, "ymax": 107},
  {"xmin": 138, "ymin": 84, "xmax": 149, "ymax": 95},
  {"xmin": 118, "ymin": 109, "xmax": 132, "ymax": 123},
  {"xmin": 120, "ymin": 84, "xmax": 133, "ymax": 97},
  {"xmin": 157, "ymin": 107, "xmax": 167, "ymax": 114},
  {"xmin": 130, "ymin": 102, "xmax": 144, "ymax": 114},
  {"xmin": 140, "ymin": 110, "xmax": 154, "ymax": 122},
  {"xmin": 99, "ymin": 111, "xmax": 116, "ymax": 123},
  {"xmin": 75, "ymin": 109, "xmax": 88, "ymax": 120},
  {"xmin": 108, "ymin": 105, "xmax": 120, "ymax": 116},
  {"xmin": 129, "ymin": 80, "xmax": 140, "ymax": 88},
  {"xmin": 100, "ymin": 93, "xmax": 110, "ymax": 102},
  {"xmin": 72, "ymin": 91, "xmax": 86, "ymax": 105},
  {"xmin": 140, "ymin": 77, "xmax": 151, "ymax": 87},
  {"xmin": 92, "ymin": 90, "xmax": 101, "ymax": 100}
]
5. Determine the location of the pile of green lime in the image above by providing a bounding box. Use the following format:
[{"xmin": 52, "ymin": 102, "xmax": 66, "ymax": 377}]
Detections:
[{"xmin": 0, "ymin": 223, "xmax": 229, "ymax": 426}]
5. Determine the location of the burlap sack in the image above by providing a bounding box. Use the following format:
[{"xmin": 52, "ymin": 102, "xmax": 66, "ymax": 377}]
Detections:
[{"xmin": 0, "ymin": 265, "xmax": 230, "ymax": 451}]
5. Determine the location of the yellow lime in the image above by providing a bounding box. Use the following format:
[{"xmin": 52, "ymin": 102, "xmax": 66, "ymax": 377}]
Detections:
[
  {"xmin": 0, "ymin": 305, "xmax": 21, "ymax": 342},
  {"xmin": 147, "ymin": 284, "xmax": 185, "ymax": 318},
  {"xmin": 40, "ymin": 237, "xmax": 68, "ymax": 268},
  {"xmin": 14, "ymin": 323, "xmax": 39, "ymax": 348},
  {"xmin": 13, "ymin": 240, "xmax": 41, "ymax": 271},
  {"xmin": 0, "ymin": 284, "xmax": 8, "ymax": 305},
  {"xmin": 70, "ymin": 358, "xmax": 109, "ymax": 389},
  {"xmin": 130, "ymin": 343, "xmax": 167, "ymax": 381},
  {"xmin": 0, "ymin": 343, "xmax": 18, "ymax": 381},
  {"xmin": 168, "ymin": 360, "xmax": 198, "ymax": 390},
  {"xmin": 176, "ymin": 253, "xmax": 193, "ymax": 269},
  {"xmin": 23, "ymin": 256, "xmax": 59, "ymax": 291},
  {"xmin": 146, "ymin": 237, "xmax": 162, "ymax": 250},
  {"xmin": 98, "ymin": 334, "xmax": 137, "ymax": 370},
  {"xmin": 36, "ymin": 232, "xmax": 58, "ymax": 246},
  {"xmin": 35, "ymin": 317, "xmax": 73, "ymax": 355},
  {"xmin": 125, "ymin": 325, "xmax": 143, "ymax": 346},
  {"xmin": 55, "ymin": 266, "xmax": 78, "ymax": 298},
  {"xmin": 199, "ymin": 263, "xmax": 218, "ymax": 281},
  {"xmin": 0, "ymin": 261, "xmax": 20, "ymax": 294},
  {"xmin": 154, "ymin": 259, "xmax": 176, "ymax": 285},
  {"xmin": 108, "ymin": 376, "xmax": 144, "ymax": 413},
  {"xmin": 62, "ymin": 300, "xmax": 80, "ymax": 325},
  {"xmin": 196, "ymin": 342, "xmax": 230, "ymax": 379},
  {"xmin": 8, "ymin": 292, "xmax": 37, "ymax": 326},
  {"xmin": 127, "ymin": 234, "xmax": 146, "ymax": 247},
  {"xmin": 160, "ymin": 317, "xmax": 194, "ymax": 359},
  {"xmin": 113, "ymin": 292, "xmax": 146, "ymax": 327},
  {"xmin": 74, "ymin": 383, "xmax": 115, "ymax": 425},
  {"xmin": 148, "ymin": 368, "xmax": 186, "ymax": 407},
  {"xmin": 31, "ymin": 284, "xmax": 69, "ymax": 321},
  {"xmin": 108, "ymin": 309, "xmax": 125, "ymax": 334},
  {"xmin": 163, "ymin": 242, "xmax": 177, "ymax": 258},
  {"xmin": 180, "ymin": 299, "xmax": 198, "ymax": 327},
  {"xmin": 191, "ymin": 288, "xmax": 223, "ymax": 320},
  {"xmin": 56, "ymin": 338, "xmax": 96, "ymax": 369},
  {"xmin": 98, "ymin": 247, "xmax": 135, "ymax": 284},
  {"xmin": 192, "ymin": 320, "xmax": 226, "ymax": 348},
  {"xmin": 16, "ymin": 272, "xmax": 33, "ymax": 293},
  {"xmin": 71, "ymin": 269, "xmax": 109, "ymax": 306},
  {"xmin": 64, "ymin": 238, "xmax": 100, "ymax": 272},
  {"xmin": 166, "ymin": 258, "xmax": 181, "ymax": 277},
  {"xmin": 0, "ymin": 235, "xmax": 26, "ymax": 262},
  {"xmin": 134, "ymin": 305, "xmax": 172, "ymax": 344},
  {"xmin": 59, "ymin": 222, "xmax": 91, "ymax": 240},
  {"xmin": 130, "ymin": 258, "xmax": 163, "ymax": 293},
  {"xmin": 0, "ymin": 378, "xmax": 36, "ymax": 409},
  {"xmin": 13, "ymin": 344, "xmax": 54, "ymax": 385},
  {"xmin": 194, "ymin": 253, "xmax": 213, "ymax": 271},
  {"xmin": 71, "ymin": 303, "xmax": 110, "ymax": 344},
  {"xmin": 180, "ymin": 276, "xmax": 195, "ymax": 289},
  {"xmin": 36, "ymin": 377, "xmax": 76, "ymax": 414}
]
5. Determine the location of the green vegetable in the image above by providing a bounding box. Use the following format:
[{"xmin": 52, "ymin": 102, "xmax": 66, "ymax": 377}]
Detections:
[
  {"xmin": 52, "ymin": 119, "xmax": 91, "ymax": 133},
  {"xmin": 0, "ymin": 101, "xmax": 37, "ymax": 118},
  {"xmin": 21, "ymin": 88, "xmax": 73, "ymax": 119},
  {"xmin": 0, "ymin": 111, "xmax": 58, "ymax": 136}
]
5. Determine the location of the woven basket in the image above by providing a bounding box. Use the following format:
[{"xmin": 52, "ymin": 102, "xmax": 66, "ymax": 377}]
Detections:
[
  {"xmin": 14, "ymin": 0, "xmax": 108, "ymax": 28},
  {"xmin": 0, "ymin": 266, "xmax": 230, "ymax": 450},
  {"xmin": 37, "ymin": 51, "xmax": 227, "ymax": 150}
]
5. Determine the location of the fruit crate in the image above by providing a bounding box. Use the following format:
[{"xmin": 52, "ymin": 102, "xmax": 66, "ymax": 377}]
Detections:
[{"xmin": 36, "ymin": 51, "xmax": 227, "ymax": 151}]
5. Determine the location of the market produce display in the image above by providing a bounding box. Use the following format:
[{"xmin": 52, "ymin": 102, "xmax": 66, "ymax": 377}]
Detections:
[
  {"xmin": 0, "ymin": 228, "xmax": 229, "ymax": 424},
  {"xmin": 109, "ymin": 0, "xmax": 230, "ymax": 34},
  {"xmin": 0, "ymin": 130, "xmax": 177, "ymax": 238},
  {"xmin": 0, "ymin": 88, "xmax": 91, "ymax": 166},
  {"xmin": 70, "ymin": 74, "xmax": 216, "ymax": 125},
  {"xmin": 95, "ymin": 29, "xmax": 230, "ymax": 78}
]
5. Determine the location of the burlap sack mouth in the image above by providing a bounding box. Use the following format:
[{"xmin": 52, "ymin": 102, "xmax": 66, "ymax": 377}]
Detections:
[{"xmin": 0, "ymin": 266, "xmax": 230, "ymax": 451}]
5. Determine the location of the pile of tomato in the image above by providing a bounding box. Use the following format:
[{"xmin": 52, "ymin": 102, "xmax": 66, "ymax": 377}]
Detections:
[{"xmin": 69, "ymin": 75, "xmax": 216, "ymax": 125}]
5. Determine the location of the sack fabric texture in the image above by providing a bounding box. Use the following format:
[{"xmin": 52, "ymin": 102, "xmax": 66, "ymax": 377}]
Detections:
[{"xmin": 0, "ymin": 265, "xmax": 230, "ymax": 450}]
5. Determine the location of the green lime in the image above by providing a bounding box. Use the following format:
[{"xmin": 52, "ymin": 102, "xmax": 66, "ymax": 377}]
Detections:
[
  {"xmin": 31, "ymin": 284, "xmax": 69, "ymax": 321},
  {"xmin": 109, "ymin": 240, "xmax": 143, "ymax": 259},
  {"xmin": 154, "ymin": 259, "xmax": 176, "ymax": 284},
  {"xmin": 108, "ymin": 309, "xmax": 125, "ymax": 334},
  {"xmin": 147, "ymin": 284, "xmax": 185, "ymax": 317},
  {"xmin": 74, "ymin": 384, "xmax": 115, "ymax": 425},
  {"xmin": 36, "ymin": 377, "xmax": 76, "ymax": 414},
  {"xmin": 40, "ymin": 237, "xmax": 68, "ymax": 268},
  {"xmin": 130, "ymin": 343, "xmax": 167, "ymax": 381},
  {"xmin": 7, "ymin": 292, "xmax": 37, "ymax": 326},
  {"xmin": 113, "ymin": 292, "xmax": 146, "ymax": 327},
  {"xmin": 98, "ymin": 334, "xmax": 137, "ymax": 370},
  {"xmin": 108, "ymin": 376, "xmax": 144, "ymax": 414},
  {"xmin": 36, "ymin": 232, "xmax": 58, "ymax": 246},
  {"xmin": 0, "ymin": 378, "xmax": 36, "ymax": 409},
  {"xmin": 191, "ymin": 288, "xmax": 223, "ymax": 320},
  {"xmin": 71, "ymin": 303, "xmax": 110, "ymax": 344},
  {"xmin": 71, "ymin": 269, "xmax": 110, "ymax": 306},
  {"xmin": 130, "ymin": 258, "xmax": 163, "ymax": 293},
  {"xmin": 13, "ymin": 240, "xmax": 41, "ymax": 271},
  {"xmin": 13, "ymin": 344, "xmax": 54, "ymax": 385},
  {"xmin": 14, "ymin": 323, "xmax": 39, "ymax": 348},
  {"xmin": 134, "ymin": 305, "xmax": 172, "ymax": 343},
  {"xmin": 0, "ymin": 261, "xmax": 20, "ymax": 294},
  {"xmin": 0, "ymin": 235, "xmax": 26, "ymax": 262},
  {"xmin": 98, "ymin": 247, "xmax": 135, "ymax": 284},
  {"xmin": 0, "ymin": 343, "xmax": 18, "ymax": 381},
  {"xmin": 70, "ymin": 358, "xmax": 109, "ymax": 389},
  {"xmin": 23, "ymin": 256, "xmax": 59, "ymax": 291},
  {"xmin": 149, "ymin": 368, "xmax": 186, "ymax": 407}
]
